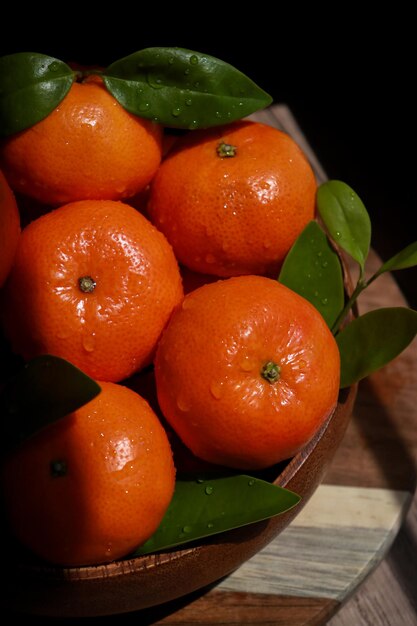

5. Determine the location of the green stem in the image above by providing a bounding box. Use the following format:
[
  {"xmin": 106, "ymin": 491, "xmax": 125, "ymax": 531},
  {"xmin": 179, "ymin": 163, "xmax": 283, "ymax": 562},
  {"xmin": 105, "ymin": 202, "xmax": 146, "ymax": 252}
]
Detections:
[
  {"xmin": 332, "ymin": 265, "xmax": 384, "ymax": 335},
  {"xmin": 332, "ymin": 268, "xmax": 366, "ymax": 335}
]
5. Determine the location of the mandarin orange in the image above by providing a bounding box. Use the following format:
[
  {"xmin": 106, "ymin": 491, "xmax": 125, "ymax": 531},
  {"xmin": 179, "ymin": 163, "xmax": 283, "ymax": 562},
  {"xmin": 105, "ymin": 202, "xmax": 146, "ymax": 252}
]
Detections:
[
  {"xmin": 0, "ymin": 170, "xmax": 20, "ymax": 286},
  {"xmin": 1, "ymin": 381, "xmax": 175, "ymax": 566},
  {"xmin": 154, "ymin": 275, "xmax": 340, "ymax": 470},
  {"xmin": 1, "ymin": 200, "xmax": 183, "ymax": 382},
  {"xmin": 147, "ymin": 121, "xmax": 316, "ymax": 277},
  {"xmin": 0, "ymin": 77, "xmax": 162, "ymax": 205}
]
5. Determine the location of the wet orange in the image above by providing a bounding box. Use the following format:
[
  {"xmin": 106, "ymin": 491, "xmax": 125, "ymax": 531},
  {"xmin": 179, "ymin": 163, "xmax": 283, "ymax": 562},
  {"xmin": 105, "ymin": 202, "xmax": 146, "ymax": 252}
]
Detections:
[
  {"xmin": 1, "ymin": 200, "xmax": 183, "ymax": 382},
  {"xmin": 148, "ymin": 121, "xmax": 316, "ymax": 277},
  {"xmin": 0, "ymin": 170, "xmax": 20, "ymax": 286},
  {"xmin": 1, "ymin": 381, "xmax": 175, "ymax": 566},
  {"xmin": 0, "ymin": 78, "xmax": 162, "ymax": 205},
  {"xmin": 154, "ymin": 275, "xmax": 340, "ymax": 470}
]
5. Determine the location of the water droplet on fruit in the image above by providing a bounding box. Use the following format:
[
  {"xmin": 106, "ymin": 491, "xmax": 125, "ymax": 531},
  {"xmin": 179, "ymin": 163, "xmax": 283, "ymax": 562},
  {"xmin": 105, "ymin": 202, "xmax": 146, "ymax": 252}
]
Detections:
[
  {"xmin": 196, "ymin": 477, "xmax": 205, "ymax": 484},
  {"xmin": 205, "ymin": 485, "xmax": 214, "ymax": 495},
  {"xmin": 171, "ymin": 107, "xmax": 181, "ymax": 117},
  {"xmin": 189, "ymin": 120, "xmax": 199, "ymax": 129},
  {"xmin": 207, "ymin": 522, "xmax": 214, "ymax": 529},
  {"xmin": 177, "ymin": 394, "xmax": 190, "ymax": 412},
  {"xmin": 215, "ymin": 111, "xmax": 222, "ymax": 118},
  {"xmin": 321, "ymin": 297, "xmax": 328, "ymax": 305},
  {"xmin": 182, "ymin": 525, "xmax": 192, "ymax": 533},
  {"xmin": 168, "ymin": 57, "xmax": 175, "ymax": 65},
  {"xmin": 335, "ymin": 231, "xmax": 342, "ymax": 238},
  {"xmin": 239, "ymin": 356, "xmax": 256, "ymax": 372},
  {"xmin": 83, "ymin": 333, "xmax": 96, "ymax": 352},
  {"xmin": 49, "ymin": 61, "xmax": 60, "ymax": 72},
  {"xmin": 189, "ymin": 55, "xmax": 199, "ymax": 65},
  {"xmin": 138, "ymin": 102, "xmax": 150, "ymax": 112},
  {"xmin": 321, "ymin": 260, "xmax": 328, "ymax": 268},
  {"xmin": 185, "ymin": 98, "xmax": 192, "ymax": 106},
  {"xmin": 210, "ymin": 380, "xmax": 224, "ymax": 399},
  {"xmin": 184, "ymin": 68, "xmax": 190, "ymax": 75},
  {"xmin": 248, "ymin": 479, "xmax": 255, "ymax": 486}
]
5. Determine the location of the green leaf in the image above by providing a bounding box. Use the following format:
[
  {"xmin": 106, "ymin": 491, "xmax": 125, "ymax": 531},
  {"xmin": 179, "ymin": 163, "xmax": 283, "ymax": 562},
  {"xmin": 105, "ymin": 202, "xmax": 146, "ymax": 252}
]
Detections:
[
  {"xmin": 0, "ymin": 53, "xmax": 74, "ymax": 136},
  {"xmin": 0, "ymin": 355, "xmax": 101, "ymax": 451},
  {"xmin": 374, "ymin": 241, "xmax": 417, "ymax": 278},
  {"xmin": 336, "ymin": 308, "xmax": 417, "ymax": 388},
  {"xmin": 279, "ymin": 221, "xmax": 344, "ymax": 328},
  {"xmin": 317, "ymin": 180, "xmax": 371, "ymax": 271},
  {"xmin": 103, "ymin": 47, "xmax": 272, "ymax": 129},
  {"xmin": 134, "ymin": 473, "xmax": 300, "ymax": 555}
]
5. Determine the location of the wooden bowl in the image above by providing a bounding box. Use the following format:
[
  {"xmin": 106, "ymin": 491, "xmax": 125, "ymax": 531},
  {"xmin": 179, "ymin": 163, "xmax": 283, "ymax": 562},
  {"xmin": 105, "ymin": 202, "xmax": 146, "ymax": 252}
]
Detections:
[{"xmin": 2, "ymin": 384, "xmax": 356, "ymax": 618}]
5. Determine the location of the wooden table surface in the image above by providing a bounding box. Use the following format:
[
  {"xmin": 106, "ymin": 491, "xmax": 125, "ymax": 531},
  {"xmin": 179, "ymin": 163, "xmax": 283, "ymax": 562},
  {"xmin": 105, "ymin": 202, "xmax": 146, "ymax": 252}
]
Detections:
[{"xmin": 6, "ymin": 106, "xmax": 417, "ymax": 625}]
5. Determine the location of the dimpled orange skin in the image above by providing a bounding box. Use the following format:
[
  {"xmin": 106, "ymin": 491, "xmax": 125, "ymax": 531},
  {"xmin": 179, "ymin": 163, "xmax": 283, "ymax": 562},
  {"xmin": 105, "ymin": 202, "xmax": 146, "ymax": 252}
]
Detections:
[
  {"xmin": 0, "ymin": 170, "xmax": 20, "ymax": 286},
  {"xmin": 1, "ymin": 200, "xmax": 183, "ymax": 382},
  {"xmin": 154, "ymin": 275, "xmax": 340, "ymax": 470},
  {"xmin": 1, "ymin": 382, "xmax": 175, "ymax": 566},
  {"xmin": 0, "ymin": 79, "xmax": 163, "ymax": 205},
  {"xmin": 147, "ymin": 121, "xmax": 317, "ymax": 277}
]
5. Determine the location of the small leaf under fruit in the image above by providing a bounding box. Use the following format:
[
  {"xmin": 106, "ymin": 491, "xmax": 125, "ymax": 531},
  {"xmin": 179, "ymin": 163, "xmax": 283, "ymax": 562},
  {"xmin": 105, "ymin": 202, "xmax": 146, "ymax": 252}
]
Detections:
[
  {"xmin": 0, "ymin": 355, "xmax": 101, "ymax": 452},
  {"xmin": 317, "ymin": 180, "xmax": 371, "ymax": 272},
  {"xmin": 134, "ymin": 473, "xmax": 300, "ymax": 555},
  {"xmin": 279, "ymin": 221, "xmax": 344, "ymax": 328},
  {"xmin": 337, "ymin": 307, "xmax": 417, "ymax": 388}
]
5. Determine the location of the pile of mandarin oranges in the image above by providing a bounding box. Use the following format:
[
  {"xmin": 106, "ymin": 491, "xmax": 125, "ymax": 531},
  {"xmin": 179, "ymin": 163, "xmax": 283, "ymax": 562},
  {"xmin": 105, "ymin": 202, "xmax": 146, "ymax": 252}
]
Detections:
[{"xmin": 0, "ymin": 68, "xmax": 340, "ymax": 566}]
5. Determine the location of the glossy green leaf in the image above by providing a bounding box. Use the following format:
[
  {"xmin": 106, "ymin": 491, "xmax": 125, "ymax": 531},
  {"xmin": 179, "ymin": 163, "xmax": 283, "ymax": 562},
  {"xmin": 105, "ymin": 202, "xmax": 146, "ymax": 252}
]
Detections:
[
  {"xmin": 134, "ymin": 473, "xmax": 300, "ymax": 555},
  {"xmin": 103, "ymin": 47, "xmax": 272, "ymax": 129},
  {"xmin": 336, "ymin": 307, "xmax": 417, "ymax": 388},
  {"xmin": 278, "ymin": 221, "xmax": 344, "ymax": 328},
  {"xmin": 0, "ymin": 53, "xmax": 74, "ymax": 136},
  {"xmin": 374, "ymin": 241, "xmax": 417, "ymax": 278},
  {"xmin": 0, "ymin": 355, "xmax": 101, "ymax": 451},
  {"xmin": 317, "ymin": 180, "xmax": 371, "ymax": 271}
]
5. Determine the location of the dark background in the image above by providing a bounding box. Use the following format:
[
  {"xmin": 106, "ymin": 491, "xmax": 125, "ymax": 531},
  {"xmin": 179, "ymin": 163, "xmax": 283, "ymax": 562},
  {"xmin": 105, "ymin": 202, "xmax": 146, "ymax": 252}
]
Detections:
[{"xmin": 2, "ymin": 21, "xmax": 415, "ymax": 307}]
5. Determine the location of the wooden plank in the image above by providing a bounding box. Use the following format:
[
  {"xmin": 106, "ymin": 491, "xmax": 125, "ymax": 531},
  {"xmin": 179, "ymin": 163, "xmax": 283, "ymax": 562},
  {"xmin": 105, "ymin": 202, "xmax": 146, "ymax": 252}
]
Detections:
[{"xmin": 219, "ymin": 485, "xmax": 410, "ymax": 600}]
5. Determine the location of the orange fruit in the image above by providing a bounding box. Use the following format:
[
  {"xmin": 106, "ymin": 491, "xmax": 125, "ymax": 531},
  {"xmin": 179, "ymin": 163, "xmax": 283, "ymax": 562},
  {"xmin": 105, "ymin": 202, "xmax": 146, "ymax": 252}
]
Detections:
[
  {"xmin": 154, "ymin": 275, "xmax": 340, "ymax": 470},
  {"xmin": 0, "ymin": 77, "xmax": 163, "ymax": 206},
  {"xmin": 147, "ymin": 121, "xmax": 316, "ymax": 277},
  {"xmin": 1, "ymin": 200, "xmax": 183, "ymax": 382},
  {"xmin": 0, "ymin": 170, "xmax": 20, "ymax": 286},
  {"xmin": 1, "ymin": 381, "xmax": 175, "ymax": 566}
]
